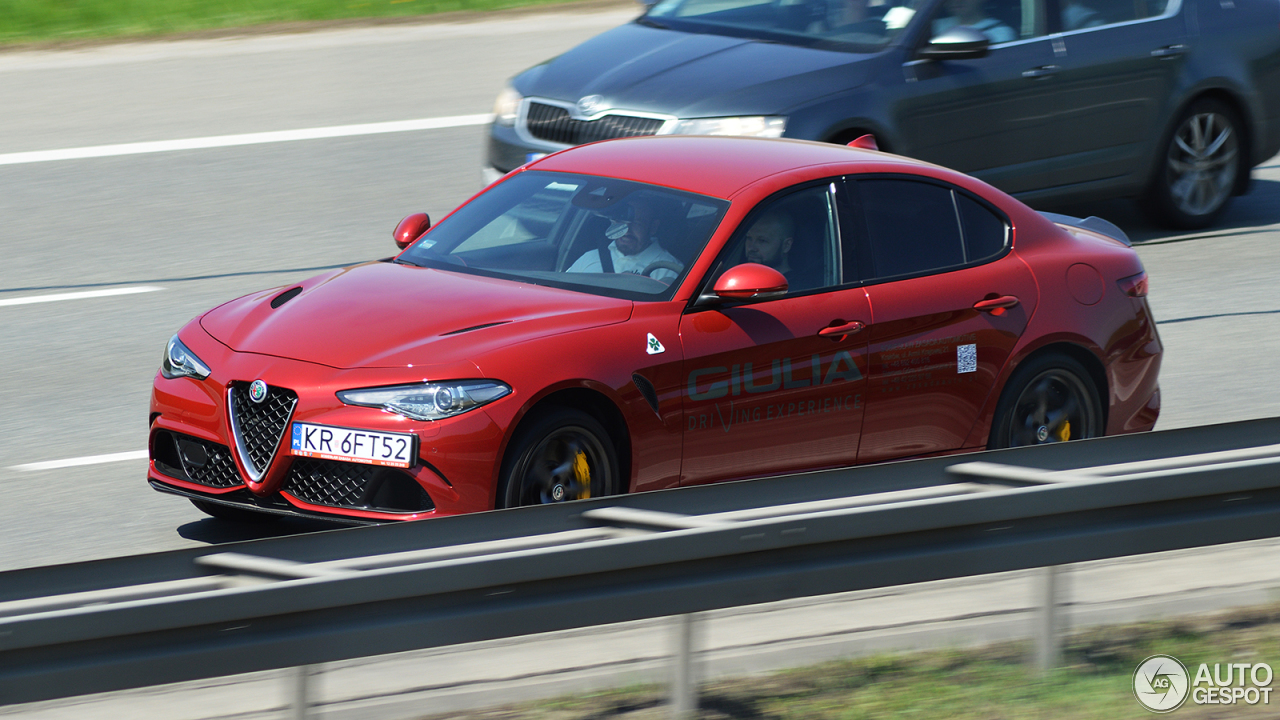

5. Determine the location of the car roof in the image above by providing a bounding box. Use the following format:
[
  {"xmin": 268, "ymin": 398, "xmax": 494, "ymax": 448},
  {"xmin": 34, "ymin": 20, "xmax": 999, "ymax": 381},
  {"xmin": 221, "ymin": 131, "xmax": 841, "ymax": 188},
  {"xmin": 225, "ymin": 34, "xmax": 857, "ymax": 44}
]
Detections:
[{"xmin": 525, "ymin": 136, "xmax": 934, "ymax": 199}]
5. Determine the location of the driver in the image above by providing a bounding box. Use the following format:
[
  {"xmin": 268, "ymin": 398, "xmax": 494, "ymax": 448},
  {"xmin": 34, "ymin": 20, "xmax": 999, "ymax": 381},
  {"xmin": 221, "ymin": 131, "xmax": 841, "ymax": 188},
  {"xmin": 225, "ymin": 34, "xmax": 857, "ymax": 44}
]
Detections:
[
  {"xmin": 567, "ymin": 193, "xmax": 682, "ymax": 283},
  {"xmin": 743, "ymin": 211, "xmax": 795, "ymax": 280}
]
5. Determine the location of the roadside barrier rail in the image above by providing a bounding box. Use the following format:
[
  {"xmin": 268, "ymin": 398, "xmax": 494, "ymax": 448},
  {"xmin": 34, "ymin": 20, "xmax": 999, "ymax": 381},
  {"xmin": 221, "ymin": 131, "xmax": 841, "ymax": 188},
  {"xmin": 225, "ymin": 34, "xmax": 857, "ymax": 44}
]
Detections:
[{"xmin": 2, "ymin": 418, "xmax": 1280, "ymax": 707}]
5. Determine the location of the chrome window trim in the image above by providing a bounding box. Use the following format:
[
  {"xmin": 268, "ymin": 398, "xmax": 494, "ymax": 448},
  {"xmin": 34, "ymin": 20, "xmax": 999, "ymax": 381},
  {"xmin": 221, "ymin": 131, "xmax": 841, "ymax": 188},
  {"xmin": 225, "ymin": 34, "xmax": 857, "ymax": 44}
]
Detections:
[{"xmin": 1055, "ymin": 0, "xmax": 1183, "ymax": 36}]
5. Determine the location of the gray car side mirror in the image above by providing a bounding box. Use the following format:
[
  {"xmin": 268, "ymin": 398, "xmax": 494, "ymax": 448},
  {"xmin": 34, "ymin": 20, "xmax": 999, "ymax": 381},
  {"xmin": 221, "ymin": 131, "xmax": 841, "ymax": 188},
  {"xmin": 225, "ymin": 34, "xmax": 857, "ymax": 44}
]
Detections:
[{"xmin": 918, "ymin": 27, "xmax": 991, "ymax": 60}]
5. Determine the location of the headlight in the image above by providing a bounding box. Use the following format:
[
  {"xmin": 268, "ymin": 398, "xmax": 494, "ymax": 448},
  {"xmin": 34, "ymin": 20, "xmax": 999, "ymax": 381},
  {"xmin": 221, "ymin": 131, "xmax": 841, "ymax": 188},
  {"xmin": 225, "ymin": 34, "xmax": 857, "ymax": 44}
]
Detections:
[
  {"xmin": 669, "ymin": 116, "xmax": 786, "ymax": 138},
  {"xmin": 492, "ymin": 85, "xmax": 523, "ymax": 127},
  {"xmin": 337, "ymin": 380, "xmax": 512, "ymax": 421},
  {"xmin": 160, "ymin": 334, "xmax": 211, "ymax": 380}
]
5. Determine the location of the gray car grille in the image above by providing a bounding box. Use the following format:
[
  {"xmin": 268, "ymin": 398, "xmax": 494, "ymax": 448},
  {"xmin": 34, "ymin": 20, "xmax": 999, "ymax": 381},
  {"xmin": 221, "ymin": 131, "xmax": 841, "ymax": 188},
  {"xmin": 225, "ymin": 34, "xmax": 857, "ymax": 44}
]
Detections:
[
  {"xmin": 228, "ymin": 382, "xmax": 297, "ymax": 480},
  {"xmin": 525, "ymin": 102, "xmax": 665, "ymax": 145},
  {"xmin": 284, "ymin": 458, "xmax": 434, "ymax": 514}
]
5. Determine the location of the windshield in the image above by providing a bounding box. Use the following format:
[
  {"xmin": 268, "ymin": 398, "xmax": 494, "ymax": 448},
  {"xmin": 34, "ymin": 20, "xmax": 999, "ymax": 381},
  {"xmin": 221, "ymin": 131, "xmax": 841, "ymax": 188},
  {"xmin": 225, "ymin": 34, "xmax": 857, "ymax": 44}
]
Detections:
[
  {"xmin": 644, "ymin": 0, "xmax": 925, "ymax": 51},
  {"xmin": 398, "ymin": 171, "xmax": 730, "ymax": 301}
]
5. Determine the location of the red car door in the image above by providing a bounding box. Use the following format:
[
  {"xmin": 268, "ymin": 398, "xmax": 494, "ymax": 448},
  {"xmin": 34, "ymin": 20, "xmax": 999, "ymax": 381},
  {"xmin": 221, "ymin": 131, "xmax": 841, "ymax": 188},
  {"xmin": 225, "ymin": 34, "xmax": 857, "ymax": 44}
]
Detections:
[
  {"xmin": 679, "ymin": 183, "xmax": 871, "ymax": 485},
  {"xmin": 843, "ymin": 177, "xmax": 1038, "ymax": 464}
]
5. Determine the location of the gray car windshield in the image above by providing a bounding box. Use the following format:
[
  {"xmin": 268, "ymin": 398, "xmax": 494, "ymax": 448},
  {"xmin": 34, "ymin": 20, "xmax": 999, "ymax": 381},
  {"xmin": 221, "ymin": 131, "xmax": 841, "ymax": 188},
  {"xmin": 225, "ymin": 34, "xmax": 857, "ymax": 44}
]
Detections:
[
  {"xmin": 398, "ymin": 171, "xmax": 729, "ymax": 301},
  {"xmin": 644, "ymin": 0, "xmax": 924, "ymax": 50}
]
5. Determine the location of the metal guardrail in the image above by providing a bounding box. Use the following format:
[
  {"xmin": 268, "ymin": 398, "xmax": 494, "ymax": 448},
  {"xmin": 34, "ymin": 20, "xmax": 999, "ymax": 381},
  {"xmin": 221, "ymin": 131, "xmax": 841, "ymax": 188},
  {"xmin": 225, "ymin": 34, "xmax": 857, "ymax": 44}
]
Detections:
[{"xmin": 2, "ymin": 417, "xmax": 1280, "ymax": 707}]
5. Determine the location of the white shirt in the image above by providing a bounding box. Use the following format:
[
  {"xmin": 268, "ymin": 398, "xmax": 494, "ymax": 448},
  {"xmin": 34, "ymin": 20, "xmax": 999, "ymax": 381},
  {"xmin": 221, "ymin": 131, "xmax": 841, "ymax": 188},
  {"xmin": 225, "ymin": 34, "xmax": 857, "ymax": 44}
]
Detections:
[{"xmin": 567, "ymin": 241, "xmax": 682, "ymax": 283}]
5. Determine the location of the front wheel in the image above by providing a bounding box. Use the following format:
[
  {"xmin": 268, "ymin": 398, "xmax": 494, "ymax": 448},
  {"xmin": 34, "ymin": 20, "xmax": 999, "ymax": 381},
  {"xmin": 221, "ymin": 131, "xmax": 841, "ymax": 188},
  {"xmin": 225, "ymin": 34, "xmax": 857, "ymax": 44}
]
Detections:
[
  {"xmin": 497, "ymin": 407, "xmax": 620, "ymax": 509},
  {"xmin": 1141, "ymin": 98, "xmax": 1242, "ymax": 229},
  {"xmin": 988, "ymin": 355, "xmax": 1103, "ymax": 449}
]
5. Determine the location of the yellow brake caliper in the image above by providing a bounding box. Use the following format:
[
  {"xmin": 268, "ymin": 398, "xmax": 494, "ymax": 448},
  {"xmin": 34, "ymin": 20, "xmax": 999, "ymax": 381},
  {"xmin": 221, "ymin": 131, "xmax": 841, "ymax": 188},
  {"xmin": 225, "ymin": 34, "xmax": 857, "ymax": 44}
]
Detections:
[
  {"xmin": 572, "ymin": 451, "xmax": 591, "ymax": 499},
  {"xmin": 1056, "ymin": 420, "xmax": 1071, "ymax": 442}
]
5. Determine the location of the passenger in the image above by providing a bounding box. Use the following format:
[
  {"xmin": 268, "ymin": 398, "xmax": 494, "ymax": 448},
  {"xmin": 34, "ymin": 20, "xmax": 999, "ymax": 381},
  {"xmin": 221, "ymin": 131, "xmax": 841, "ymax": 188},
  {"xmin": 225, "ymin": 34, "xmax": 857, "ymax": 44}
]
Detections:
[
  {"xmin": 1061, "ymin": 0, "xmax": 1104, "ymax": 29},
  {"xmin": 933, "ymin": 0, "xmax": 1017, "ymax": 43},
  {"xmin": 567, "ymin": 194, "xmax": 682, "ymax": 283}
]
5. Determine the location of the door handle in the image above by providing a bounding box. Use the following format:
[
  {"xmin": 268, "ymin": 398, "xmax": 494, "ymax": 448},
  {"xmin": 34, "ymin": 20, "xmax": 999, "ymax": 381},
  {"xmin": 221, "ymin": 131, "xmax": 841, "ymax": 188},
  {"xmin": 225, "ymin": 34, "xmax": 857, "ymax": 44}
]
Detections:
[
  {"xmin": 1021, "ymin": 64, "xmax": 1059, "ymax": 78},
  {"xmin": 974, "ymin": 295, "xmax": 1020, "ymax": 312},
  {"xmin": 818, "ymin": 320, "xmax": 866, "ymax": 337},
  {"xmin": 1150, "ymin": 44, "xmax": 1187, "ymax": 59}
]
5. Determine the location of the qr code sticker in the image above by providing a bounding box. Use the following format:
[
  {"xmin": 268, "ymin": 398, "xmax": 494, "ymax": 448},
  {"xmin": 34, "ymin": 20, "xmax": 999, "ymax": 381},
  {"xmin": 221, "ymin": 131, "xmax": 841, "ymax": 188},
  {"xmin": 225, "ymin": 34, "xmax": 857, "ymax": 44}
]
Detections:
[{"xmin": 957, "ymin": 344, "xmax": 977, "ymax": 374}]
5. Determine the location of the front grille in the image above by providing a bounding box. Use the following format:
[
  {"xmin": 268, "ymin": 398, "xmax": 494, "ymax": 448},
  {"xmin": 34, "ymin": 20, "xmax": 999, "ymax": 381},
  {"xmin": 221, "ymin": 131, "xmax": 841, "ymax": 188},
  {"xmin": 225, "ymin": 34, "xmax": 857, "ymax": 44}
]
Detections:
[
  {"xmin": 153, "ymin": 430, "xmax": 245, "ymax": 489},
  {"xmin": 525, "ymin": 102, "xmax": 665, "ymax": 145},
  {"xmin": 228, "ymin": 382, "xmax": 297, "ymax": 480},
  {"xmin": 284, "ymin": 458, "xmax": 434, "ymax": 514}
]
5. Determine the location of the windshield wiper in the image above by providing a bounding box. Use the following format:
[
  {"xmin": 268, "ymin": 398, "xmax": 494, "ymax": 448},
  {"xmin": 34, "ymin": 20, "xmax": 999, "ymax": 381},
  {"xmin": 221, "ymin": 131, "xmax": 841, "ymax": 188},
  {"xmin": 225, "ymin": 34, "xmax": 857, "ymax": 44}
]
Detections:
[{"xmin": 636, "ymin": 16, "xmax": 669, "ymax": 29}]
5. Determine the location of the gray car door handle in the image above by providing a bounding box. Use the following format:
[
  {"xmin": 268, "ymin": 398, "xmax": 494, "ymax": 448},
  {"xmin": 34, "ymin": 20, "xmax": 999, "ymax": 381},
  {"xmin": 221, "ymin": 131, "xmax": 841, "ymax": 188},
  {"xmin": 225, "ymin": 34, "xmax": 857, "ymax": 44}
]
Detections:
[
  {"xmin": 1151, "ymin": 44, "xmax": 1187, "ymax": 59},
  {"xmin": 1021, "ymin": 65, "xmax": 1060, "ymax": 78}
]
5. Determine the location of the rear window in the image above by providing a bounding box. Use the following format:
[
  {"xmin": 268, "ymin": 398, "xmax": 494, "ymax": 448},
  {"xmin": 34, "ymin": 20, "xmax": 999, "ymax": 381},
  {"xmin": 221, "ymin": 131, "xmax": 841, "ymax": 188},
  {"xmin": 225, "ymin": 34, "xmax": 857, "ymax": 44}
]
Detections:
[{"xmin": 847, "ymin": 178, "xmax": 1007, "ymax": 281}]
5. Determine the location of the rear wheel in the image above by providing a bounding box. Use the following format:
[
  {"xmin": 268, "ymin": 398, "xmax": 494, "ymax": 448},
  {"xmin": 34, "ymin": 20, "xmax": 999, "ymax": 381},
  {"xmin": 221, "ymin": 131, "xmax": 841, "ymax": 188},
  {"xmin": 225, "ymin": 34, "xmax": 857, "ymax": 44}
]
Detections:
[
  {"xmin": 190, "ymin": 498, "xmax": 273, "ymax": 523},
  {"xmin": 988, "ymin": 354, "xmax": 1103, "ymax": 449},
  {"xmin": 497, "ymin": 407, "xmax": 619, "ymax": 508},
  {"xmin": 1141, "ymin": 98, "xmax": 1242, "ymax": 229}
]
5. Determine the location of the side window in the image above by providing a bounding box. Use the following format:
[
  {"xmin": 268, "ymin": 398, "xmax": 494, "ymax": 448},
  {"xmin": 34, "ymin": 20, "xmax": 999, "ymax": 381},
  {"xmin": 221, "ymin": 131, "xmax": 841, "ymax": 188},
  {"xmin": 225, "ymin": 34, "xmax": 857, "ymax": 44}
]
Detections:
[
  {"xmin": 847, "ymin": 178, "xmax": 1008, "ymax": 282},
  {"xmin": 930, "ymin": 0, "xmax": 1046, "ymax": 43},
  {"xmin": 716, "ymin": 184, "xmax": 841, "ymax": 294},
  {"xmin": 955, "ymin": 193, "xmax": 1008, "ymax": 262},
  {"xmin": 1063, "ymin": 0, "xmax": 1170, "ymax": 29}
]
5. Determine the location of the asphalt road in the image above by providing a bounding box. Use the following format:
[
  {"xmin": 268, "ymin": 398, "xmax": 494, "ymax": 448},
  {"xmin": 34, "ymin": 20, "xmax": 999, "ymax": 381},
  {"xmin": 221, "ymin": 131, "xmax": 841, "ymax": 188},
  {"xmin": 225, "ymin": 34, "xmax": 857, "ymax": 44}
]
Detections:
[{"xmin": 1, "ymin": 3, "xmax": 1278, "ymax": 574}]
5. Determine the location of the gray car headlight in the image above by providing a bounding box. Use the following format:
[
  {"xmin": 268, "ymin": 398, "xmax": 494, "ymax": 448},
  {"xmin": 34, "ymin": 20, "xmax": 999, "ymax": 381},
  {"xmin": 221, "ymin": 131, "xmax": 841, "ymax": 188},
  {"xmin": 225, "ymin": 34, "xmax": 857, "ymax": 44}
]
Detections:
[
  {"xmin": 337, "ymin": 380, "xmax": 512, "ymax": 421},
  {"xmin": 492, "ymin": 85, "xmax": 523, "ymax": 127},
  {"xmin": 160, "ymin": 334, "xmax": 211, "ymax": 380},
  {"xmin": 670, "ymin": 116, "xmax": 786, "ymax": 138}
]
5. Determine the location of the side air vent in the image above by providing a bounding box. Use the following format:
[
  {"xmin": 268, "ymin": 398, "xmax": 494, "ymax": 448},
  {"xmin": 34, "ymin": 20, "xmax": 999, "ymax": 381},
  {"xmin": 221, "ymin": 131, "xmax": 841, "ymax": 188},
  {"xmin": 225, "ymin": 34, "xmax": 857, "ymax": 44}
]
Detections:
[
  {"xmin": 270, "ymin": 287, "xmax": 303, "ymax": 309},
  {"xmin": 633, "ymin": 373, "xmax": 660, "ymax": 416}
]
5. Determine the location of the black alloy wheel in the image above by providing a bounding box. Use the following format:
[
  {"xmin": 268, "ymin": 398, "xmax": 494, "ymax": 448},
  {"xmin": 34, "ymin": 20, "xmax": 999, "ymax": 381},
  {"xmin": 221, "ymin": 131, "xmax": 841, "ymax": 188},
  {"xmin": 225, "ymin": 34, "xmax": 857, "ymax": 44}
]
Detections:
[
  {"xmin": 1142, "ymin": 98, "xmax": 1242, "ymax": 229},
  {"xmin": 498, "ymin": 407, "xmax": 619, "ymax": 508},
  {"xmin": 989, "ymin": 355, "xmax": 1103, "ymax": 449}
]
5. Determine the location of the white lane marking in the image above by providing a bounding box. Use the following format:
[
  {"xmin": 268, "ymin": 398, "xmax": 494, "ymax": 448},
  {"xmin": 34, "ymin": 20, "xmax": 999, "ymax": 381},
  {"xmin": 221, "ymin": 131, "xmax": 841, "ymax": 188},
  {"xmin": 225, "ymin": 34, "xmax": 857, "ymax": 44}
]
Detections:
[
  {"xmin": 0, "ymin": 114, "xmax": 493, "ymax": 166},
  {"xmin": 11, "ymin": 450, "xmax": 149, "ymax": 472},
  {"xmin": 0, "ymin": 286, "xmax": 164, "ymax": 307}
]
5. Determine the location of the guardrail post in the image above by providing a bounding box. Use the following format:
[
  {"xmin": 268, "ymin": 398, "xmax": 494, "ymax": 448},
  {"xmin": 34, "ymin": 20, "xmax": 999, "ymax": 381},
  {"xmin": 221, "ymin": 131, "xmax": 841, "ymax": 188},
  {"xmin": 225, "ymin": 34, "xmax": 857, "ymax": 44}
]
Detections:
[
  {"xmin": 1034, "ymin": 566, "xmax": 1066, "ymax": 673},
  {"xmin": 669, "ymin": 613, "xmax": 702, "ymax": 719},
  {"xmin": 289, "ymin": 664, "xmax": 318, "ymax": 720}
]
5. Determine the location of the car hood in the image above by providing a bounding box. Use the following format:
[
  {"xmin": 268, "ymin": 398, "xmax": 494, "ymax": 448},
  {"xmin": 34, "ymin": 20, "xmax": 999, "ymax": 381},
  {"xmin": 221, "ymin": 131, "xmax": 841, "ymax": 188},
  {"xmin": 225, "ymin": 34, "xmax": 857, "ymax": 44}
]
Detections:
[
  {"xmin": 199, "ymin": 262, "xmax": 634, "ymax": 370},
  {"xmin": 518, "ymin": 22, "xmax": 875, "ymax": 118}
]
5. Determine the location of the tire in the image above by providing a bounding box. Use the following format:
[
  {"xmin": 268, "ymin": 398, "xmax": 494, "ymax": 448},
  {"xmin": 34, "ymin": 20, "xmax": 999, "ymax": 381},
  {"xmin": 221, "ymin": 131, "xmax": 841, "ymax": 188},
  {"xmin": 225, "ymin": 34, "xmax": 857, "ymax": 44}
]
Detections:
[
  {"xmin": 497, "ymin": 407, "xmax": 620, "ymax": 509},
  {"xmin": 1140, "ymin": 98, "xmax": 1243, "ymax": 230},
  {"xmin": 190, "ymin": 498, "xmax": 274, "ymax": 523},
  {"xmin": 987, "ymin": 354, "xmax": 1103, "ymax": 449}
]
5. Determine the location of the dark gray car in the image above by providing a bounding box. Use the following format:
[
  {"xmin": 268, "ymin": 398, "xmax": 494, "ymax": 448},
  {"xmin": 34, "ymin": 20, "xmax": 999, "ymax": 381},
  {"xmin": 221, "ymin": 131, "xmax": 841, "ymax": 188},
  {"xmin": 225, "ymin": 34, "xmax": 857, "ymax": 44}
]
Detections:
[{"xmin": 486, "ymin": 0, "xmax": 1280, "ymax": 228}]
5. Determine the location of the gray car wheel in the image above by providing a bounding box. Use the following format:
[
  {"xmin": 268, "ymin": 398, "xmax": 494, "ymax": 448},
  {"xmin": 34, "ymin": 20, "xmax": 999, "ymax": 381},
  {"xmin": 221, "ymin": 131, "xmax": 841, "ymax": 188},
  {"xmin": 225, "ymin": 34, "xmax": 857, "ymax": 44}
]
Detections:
[{"xmin": 1142, "ymin": 98, "xmax": 1242, "ymax": 229}]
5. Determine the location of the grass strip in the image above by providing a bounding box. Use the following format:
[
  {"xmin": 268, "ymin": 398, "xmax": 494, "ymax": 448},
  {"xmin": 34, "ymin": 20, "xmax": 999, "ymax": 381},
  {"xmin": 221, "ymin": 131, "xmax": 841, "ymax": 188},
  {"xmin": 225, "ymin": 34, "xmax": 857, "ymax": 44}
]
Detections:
[
  {"xmin": 0, "ymin": 0, "xmax": 597, "ymax": 46},
  {"xmin": 422, "ymin": 604, "xmax": 1280, "ymax": 719}
]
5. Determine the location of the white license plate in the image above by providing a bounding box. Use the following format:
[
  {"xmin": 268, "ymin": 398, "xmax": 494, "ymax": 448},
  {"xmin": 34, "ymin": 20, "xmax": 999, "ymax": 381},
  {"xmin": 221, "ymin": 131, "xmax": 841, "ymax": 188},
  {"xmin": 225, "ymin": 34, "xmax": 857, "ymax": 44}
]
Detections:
[{"xmin": 290, "ymin": 423, "xmax": 416, "ymax": 468}]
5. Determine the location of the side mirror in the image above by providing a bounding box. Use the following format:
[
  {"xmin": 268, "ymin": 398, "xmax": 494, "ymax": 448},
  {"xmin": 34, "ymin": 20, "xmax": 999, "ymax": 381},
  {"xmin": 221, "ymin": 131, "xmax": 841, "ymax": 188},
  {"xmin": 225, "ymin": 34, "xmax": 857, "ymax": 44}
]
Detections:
[
  {"xmin": 394, "ymin": 213, "xmax": 431, "ymax": 249},
  {"xmin": 918, "ymin": 27, "xmax": 990, "ymax": 60},
  {"xmin": 710, "ymin": 263, "xmax": 788, "ymax": 301}
]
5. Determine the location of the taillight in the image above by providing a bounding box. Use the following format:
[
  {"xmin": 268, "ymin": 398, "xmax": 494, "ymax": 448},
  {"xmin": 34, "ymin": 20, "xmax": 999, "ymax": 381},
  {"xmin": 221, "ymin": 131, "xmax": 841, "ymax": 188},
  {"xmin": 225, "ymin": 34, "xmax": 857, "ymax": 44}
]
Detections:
[{"xmin": 1118, "ymin": 271, "xmax": 1149, "ymax": 298}]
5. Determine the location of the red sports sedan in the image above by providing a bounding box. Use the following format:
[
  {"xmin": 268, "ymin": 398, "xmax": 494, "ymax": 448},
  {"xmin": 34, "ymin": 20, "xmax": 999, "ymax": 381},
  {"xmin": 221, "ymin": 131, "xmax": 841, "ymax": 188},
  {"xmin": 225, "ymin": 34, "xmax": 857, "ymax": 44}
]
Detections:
[{"xmin": 149, "ymin": 136, "xmax": 1161, "ymax": 524}]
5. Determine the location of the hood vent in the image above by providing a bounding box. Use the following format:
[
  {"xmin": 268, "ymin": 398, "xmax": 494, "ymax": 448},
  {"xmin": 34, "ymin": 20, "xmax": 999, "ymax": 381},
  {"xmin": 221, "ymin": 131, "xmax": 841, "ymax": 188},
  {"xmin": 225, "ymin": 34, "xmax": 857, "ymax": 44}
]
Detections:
[
  {"xmin": 270, "ymin": 287, "xmax": 303, "ymax": 309},
  {"xmin": 442, "ymin": 321, "xmax": 511, "ymax": 336}
]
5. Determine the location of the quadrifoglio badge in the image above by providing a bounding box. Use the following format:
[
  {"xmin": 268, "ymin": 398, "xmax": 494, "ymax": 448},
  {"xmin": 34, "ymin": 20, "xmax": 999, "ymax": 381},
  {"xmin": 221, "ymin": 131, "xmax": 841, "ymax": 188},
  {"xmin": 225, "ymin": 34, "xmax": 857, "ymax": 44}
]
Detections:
[{"xmin": 1133, "ymin": 654, "xmax": 1274, "ymax": 712}]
